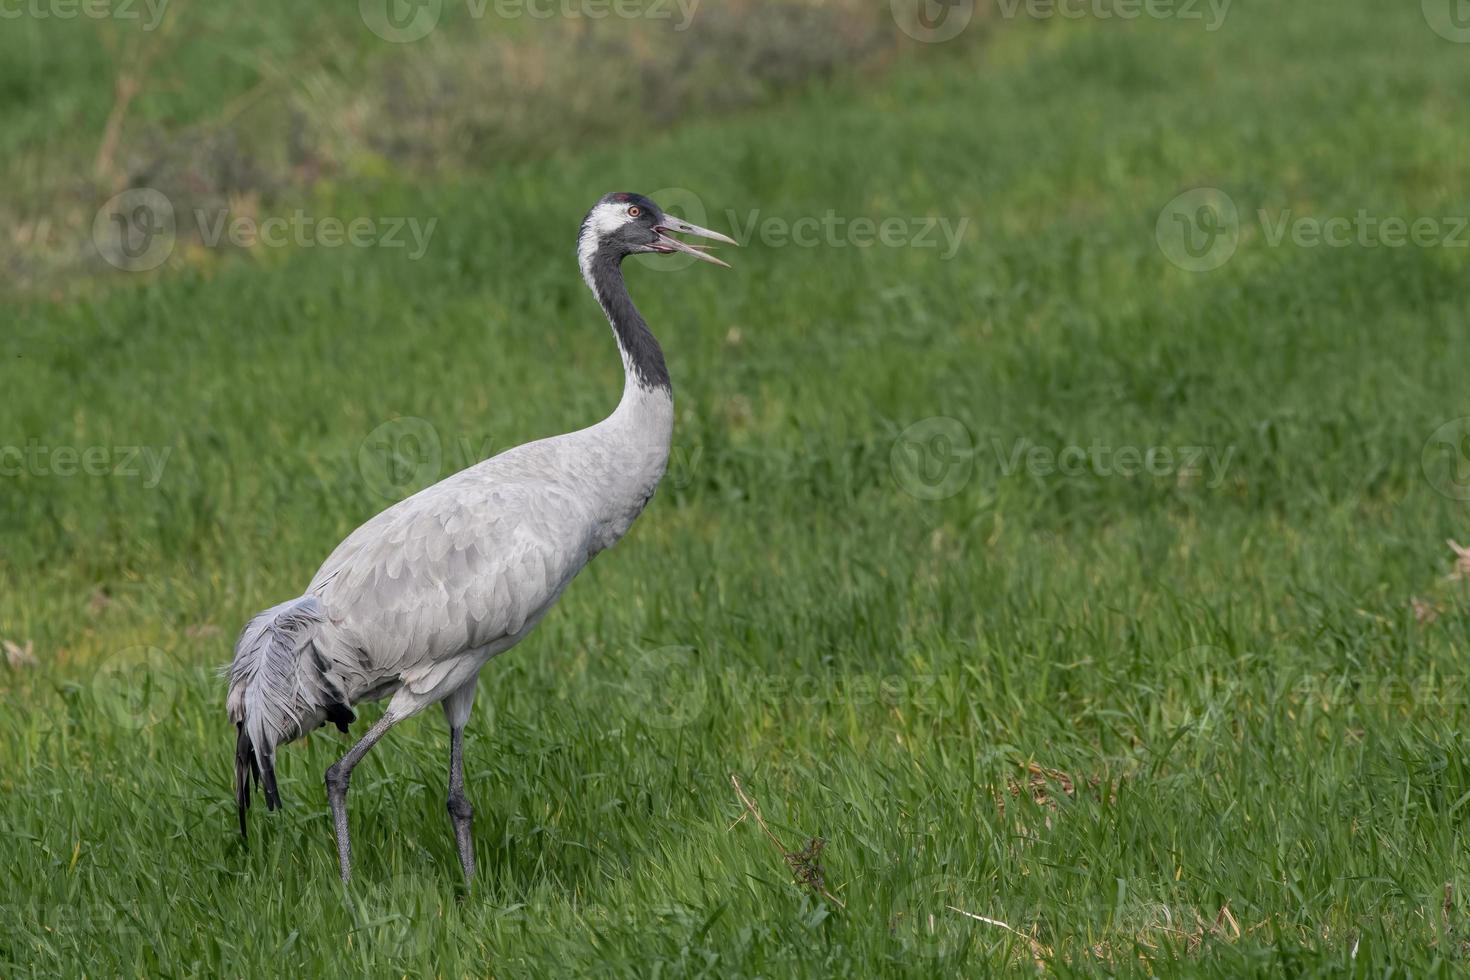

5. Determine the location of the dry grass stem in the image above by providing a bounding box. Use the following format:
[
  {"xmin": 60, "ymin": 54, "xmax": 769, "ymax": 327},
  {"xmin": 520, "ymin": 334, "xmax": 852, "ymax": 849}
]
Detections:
[{"xmin": 729, "ymin": 774, "xmax": 845, "ymax": 908}]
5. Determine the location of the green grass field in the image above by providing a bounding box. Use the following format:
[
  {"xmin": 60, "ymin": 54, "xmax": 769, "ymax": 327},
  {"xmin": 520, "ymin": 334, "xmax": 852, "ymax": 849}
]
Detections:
[{"xmin": 6, "ymin": 1, "xmax": 1470, "ymax": 974}]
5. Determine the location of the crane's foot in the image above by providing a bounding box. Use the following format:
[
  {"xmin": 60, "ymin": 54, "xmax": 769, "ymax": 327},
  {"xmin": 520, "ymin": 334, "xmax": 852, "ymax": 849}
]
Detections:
[
  {"xmin": 327, "ymin": 763, "xmax": 353, "ymax": 882},
  {"xmin": 321, "ymin": 709, "xmax": 401, "ymax": 884},
  {"xmin": 445, "ymin": 717, "xmax": 476, "ymax": 888},
  {"xmin": 448, "ymin": 794, "xmax": 475, "ymax": 886}
]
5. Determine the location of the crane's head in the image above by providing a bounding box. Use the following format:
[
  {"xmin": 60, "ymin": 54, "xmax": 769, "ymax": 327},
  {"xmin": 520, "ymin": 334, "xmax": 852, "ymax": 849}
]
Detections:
[{"xmin": 579, "ymin": 192, "xmax": 737, "ymax": 270}]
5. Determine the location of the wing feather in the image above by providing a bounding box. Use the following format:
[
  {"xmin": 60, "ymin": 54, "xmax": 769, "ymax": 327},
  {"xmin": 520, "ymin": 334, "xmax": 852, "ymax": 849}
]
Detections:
[{"xmin": 308, "ymin": 465, "xmax": 593, "ymax": 693}]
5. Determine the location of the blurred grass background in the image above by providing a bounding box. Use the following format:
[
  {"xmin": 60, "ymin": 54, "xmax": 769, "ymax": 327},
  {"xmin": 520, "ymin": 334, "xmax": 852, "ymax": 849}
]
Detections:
[
  {"xmin": 0, "ymin": 0, "xmax": 945, "ymax": 290},
  {"xmin": 5, "ymin": 0, "xmax": 1470, "ymax": 975}
]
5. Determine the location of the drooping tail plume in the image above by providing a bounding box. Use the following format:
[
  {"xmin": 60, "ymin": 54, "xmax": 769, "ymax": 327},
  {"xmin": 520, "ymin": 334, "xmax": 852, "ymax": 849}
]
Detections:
[{"xmin": 227, "ymin": 595, "xmax": 352, "ymax": 838}]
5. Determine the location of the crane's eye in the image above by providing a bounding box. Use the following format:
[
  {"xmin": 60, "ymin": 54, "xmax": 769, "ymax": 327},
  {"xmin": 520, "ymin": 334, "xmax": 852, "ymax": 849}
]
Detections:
[{"xmin": 628, "ymin": 206, "xmax": 641, "ymax": 218}]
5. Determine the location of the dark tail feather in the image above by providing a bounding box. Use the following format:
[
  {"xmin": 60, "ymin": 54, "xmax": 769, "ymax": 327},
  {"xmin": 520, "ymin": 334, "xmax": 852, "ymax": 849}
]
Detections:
[
  {"xmin": 326, "ymin": 701, "xmax": 356, "ymax": 734},
  {"xmin": 262, "ymin": 753, "xmax": 280, "ymax": 811},
  {"xmin": 235, "ymin": 722, "xmax": 255, "ymax": 839},
  {"xmin": 228, "ymin": 594, "xmax": 336, "ymax": 839},
  {"xmin": 235, "ymin": 722, "xmax": 281, "ymax": 841}
]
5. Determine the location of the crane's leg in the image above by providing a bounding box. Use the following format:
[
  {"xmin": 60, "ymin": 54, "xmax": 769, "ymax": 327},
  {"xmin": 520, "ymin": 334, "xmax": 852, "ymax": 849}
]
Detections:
[
  {"xmin": 324, "ymin": 708, "xmax": 403, "ymax": 883},
  {"xmin": 443, "ymin": 680, "xmax": 478, "ymax": 886}
]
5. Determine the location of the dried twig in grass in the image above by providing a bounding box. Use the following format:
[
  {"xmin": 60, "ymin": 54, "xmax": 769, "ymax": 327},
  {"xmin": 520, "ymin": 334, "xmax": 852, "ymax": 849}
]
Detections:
[
  {"xmin": 3, "ymin": 639, "xmax": 37, "ymax": 669},
  {"xmin": 1213, "ymin": 904, "xmax": 1241, "ymax": 941},
  {"xmin": 729, "ymin": 774, "xmax": 845, "ymax": 907},
  {"xmin": 1412, "ymin": 596, "xmax": 1441, "ymax": 624},
  {"xmin": 94, "ymin": 9, "xmax": 185, "ymax": 184},
  {"xmin": 999, "ymin": 761, "xmax": 1118, "ymax": 820},
  {"xmin": 1081, "ymin": 903, "xmax": 1244, "ymax": 963},
  {"xmin": 1018, "ymin": 761, "xmax": 1075, "ymax": 804},
  {"xmin": 1449, "ymin": 540, "xmax": 1470, "ymax": 582},
  {"xmin": 1439, "ymin": 882, "xmax": 1470, "ymax": 958},
  {"xmin": 946, "ymin": 905, "xmax": 1050, "ymax": 969}
]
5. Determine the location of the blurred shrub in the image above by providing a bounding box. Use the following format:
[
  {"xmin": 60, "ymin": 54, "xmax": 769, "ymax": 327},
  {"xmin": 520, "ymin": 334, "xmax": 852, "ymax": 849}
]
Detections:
[
  {"xmin": 333, "ymin": 0, "xmax": 897, "ymax": 170},
  {"xmin": 4, "ymin": 0, "xmax": 991, "ymax": 292}
]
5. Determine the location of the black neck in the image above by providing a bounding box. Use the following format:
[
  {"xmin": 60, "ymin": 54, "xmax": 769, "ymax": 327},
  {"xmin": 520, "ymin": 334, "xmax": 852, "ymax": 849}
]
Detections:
[{"xmin": 587, "ymin": 249, "xmax": 671, "ymax": 393}]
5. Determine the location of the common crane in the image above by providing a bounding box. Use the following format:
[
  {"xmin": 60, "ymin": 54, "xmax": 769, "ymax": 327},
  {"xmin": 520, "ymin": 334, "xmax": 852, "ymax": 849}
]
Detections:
[{"xmin": 227, "ymin": 192, "xmax": 735, "ymax": 883}]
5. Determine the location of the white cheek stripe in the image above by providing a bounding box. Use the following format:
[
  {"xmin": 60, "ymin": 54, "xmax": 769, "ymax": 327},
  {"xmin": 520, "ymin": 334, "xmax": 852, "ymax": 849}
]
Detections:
[
  {"xmin": 577, "ymin": 201, "xmax": 637, "ymax": 287},
  {"xmin": 591, "ymin": 201, "xmax": 635, "ymax": 236}
]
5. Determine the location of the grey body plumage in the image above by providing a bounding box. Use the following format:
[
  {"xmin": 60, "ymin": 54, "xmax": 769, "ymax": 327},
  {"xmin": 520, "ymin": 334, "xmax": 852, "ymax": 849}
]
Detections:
[{"xmin": 226, "ymin": 192, "xmax": 736, "ymax": 883}]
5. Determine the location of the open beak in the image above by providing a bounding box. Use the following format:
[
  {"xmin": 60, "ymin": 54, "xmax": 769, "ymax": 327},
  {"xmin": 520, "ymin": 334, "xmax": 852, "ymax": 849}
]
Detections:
[{"xmin": 652, "ymin": 215, "xmax": 738, "ymax": 268}]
